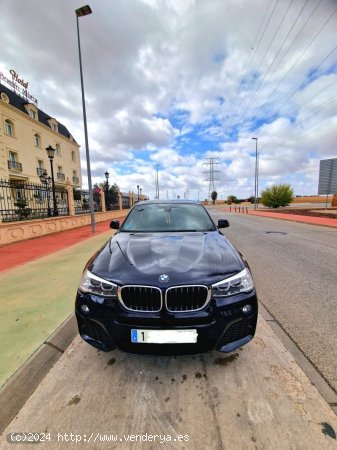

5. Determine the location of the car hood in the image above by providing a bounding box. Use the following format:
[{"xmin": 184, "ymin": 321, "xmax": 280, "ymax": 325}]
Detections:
[{"xmin": 89, "ymin": 231, "xmax": 244, "ymax": 286}]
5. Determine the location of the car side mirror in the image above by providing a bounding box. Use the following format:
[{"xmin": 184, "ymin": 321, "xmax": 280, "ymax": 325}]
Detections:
[
  {"xmin": 110, "ymin": 220, "xmax": 120, "ymax": 230},
  {"xmin": 218, "ymin": 219, "xmax": 229, "ymax": 228}
]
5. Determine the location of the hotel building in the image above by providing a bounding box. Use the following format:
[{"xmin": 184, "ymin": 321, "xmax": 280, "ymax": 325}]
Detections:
[{"xmin": 0, "ymin": 82, "xmax": 81, "ymax": 187}]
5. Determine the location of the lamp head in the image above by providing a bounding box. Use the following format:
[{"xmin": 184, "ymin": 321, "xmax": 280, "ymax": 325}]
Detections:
[
  {"xmin": 105, "ymin": 171, "xmax": 109, "ymax": 180},
  {"xmin": 76, "ymin": 5, "xmax": 92, "ymax": 17},
  {"xmin": 46, "ymin": 145, "xmax": 56, "ymax": 159}
]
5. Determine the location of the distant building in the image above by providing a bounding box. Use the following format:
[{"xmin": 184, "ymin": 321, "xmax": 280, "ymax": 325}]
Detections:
[{"xmin": 0, "ymin": 82, "xmax": 81, "ymax": 187}]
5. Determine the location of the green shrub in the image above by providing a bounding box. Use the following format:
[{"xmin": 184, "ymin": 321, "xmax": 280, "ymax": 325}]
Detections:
[{"xmin": 261, "ymin": 184, "xmax": 294, "ymax": 208}]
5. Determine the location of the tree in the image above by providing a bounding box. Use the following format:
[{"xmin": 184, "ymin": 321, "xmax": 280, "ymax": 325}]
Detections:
[
  {"xmin": 211, "ymin": 191, "xmax": 218, "ymax": 204},
  {"xmin": 14, "ymin": 197, "xmax": 31, "ymax": 219},
  {"xmin": 261, "ymin": 184, "xmax": 294, "ymax": 208},
  {"xmin": 227, "ymin": 195, "xmax": 240, "ymax": 205},
  {"xmin": 97, "ymin": 182, "xmax": 120, "ymax": 202}
]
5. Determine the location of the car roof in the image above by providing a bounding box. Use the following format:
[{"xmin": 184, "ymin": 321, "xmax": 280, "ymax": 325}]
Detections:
[{"xmin": 134, "ymin": 200, "xmax": 202, "ymax": 206}]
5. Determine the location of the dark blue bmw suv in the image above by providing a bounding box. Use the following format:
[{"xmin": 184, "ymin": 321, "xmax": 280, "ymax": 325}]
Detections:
[{"xmin": 75, "ymin": 200, "xmax": 258, "ymax": 355}]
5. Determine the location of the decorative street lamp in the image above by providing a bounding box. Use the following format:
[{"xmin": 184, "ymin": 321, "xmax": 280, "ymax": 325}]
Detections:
[
  {"xmin": 252, "ymin": 137, "xmax": 258, "ymax": 210},
  {"xmin": 39, "ymin": 172, "xmax": 52, "ymax": 217},
  {"xmin": 76, "ymin": 4, "xmax": 95, "ymax": 233},
  {"xmin": 45, "ymin": 145, "xmax": 58, "ymax": 216},
  {"xmin": 137, "ymin": 185, "xmax": 140, "ymax": 202},
  {"xmin": 105, "ymin": 171, "xmax": 109, "ymax": 210},
  {"xmin": 140, "ymin": 188, "xmax": 142, "ymax": 201}
]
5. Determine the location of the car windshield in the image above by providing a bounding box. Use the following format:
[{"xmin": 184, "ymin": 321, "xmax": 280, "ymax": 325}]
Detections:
[{"xmin": 120, "ymin": 203, "xmax": 216, "ymax": 232}]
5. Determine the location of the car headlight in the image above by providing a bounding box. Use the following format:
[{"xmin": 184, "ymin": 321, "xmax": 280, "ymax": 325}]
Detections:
[
  {"xmin": 79, "ymin": 270, "xmax": 118, "ymax": 297},
  {"xmin": 211, "ymin": 268, "xmax": 254, "ymax": 297}
]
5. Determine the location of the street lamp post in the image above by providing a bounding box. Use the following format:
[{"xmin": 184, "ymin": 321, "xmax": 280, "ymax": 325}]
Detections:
[
  {"xmin": 137, "ymin": 185, "xmax": 140, "ymax": 202},
  {"xmin": 39, "ymin": 173, "xmax": 52, "ymax": 217},
  {"xmin": 252, "ymin": 137, "xmax": 258, "ymax": 210},
  {"xmin": 76, "ymin": 4, "xmax": 95, "ymax": 233},
  {"xmin": 45, "ymin": 145, "xmax": 58, "ymax": 216},
  {"xmin": 140, "ymin": 188, "xmax": 142, "ymax": 201},
  {"xmin": 105, "ymin": 171, "xmax": 109, "ymax": 210}
]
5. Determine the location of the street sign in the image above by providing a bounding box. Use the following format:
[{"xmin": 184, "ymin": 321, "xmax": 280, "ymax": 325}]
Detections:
[{"xmin": 318, "ymin": 158, "xmax": 337, "ymax": 195}]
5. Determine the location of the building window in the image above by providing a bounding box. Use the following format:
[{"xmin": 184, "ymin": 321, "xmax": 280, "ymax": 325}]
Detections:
[
  {"xmin": 71, "ymin": 151, "xmax": 75, "ymax": 162},
  {"xmin": 36, "ymin": 160, "xmax": 46, "ymax": 176},
  {"xmin": 55, "ymin": 144, "xmax": 61, "ymax": 156},
  {"xmin": 34, "ymin": 133, "xmax": 41, "ymax": 147},
  {"xmin": 5, "ymin": 119, "xmax": 14, "ymax": 136},
  {"xmin": 57, "ymin": 165, "xmax": 65, "ymax": 181},
  {"xmin": 9, "ymin": 151, "xmax": 17, "ymax": 164},
  {"xmin": 72, "ymin": 170, "xmax": 79, "ymax": 185},
  {"xmin": 8, "ymin": 151, "xmax": 22, "ymax": 171},
  {"xmin": 52, "ymin": 123, "xmax": 58, "ymax": 132},
  {"xmin": 29, "ymin": 109, "xmax": 37, "ymax": 120}
]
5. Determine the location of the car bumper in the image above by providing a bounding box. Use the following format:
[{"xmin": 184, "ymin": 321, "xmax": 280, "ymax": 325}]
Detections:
[{"xmin": 75, "ymin": 290, "xmax": 258, "ymax": 355}]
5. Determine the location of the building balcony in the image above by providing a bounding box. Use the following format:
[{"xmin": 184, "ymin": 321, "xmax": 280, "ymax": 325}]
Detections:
[
  {"xmin": 8, "ymin": 160, "xmax": 23, "ymax": 172},
  {"xmin": 36, "ymin": 167, "xmax": 47, "ymax": 177},
  {"xmin": 57, "ymin": 172, "xmax": 65, "ymax": 181},
  {"xmin": 72, "ymin": 176, "xmax": 79, "ymax": 185}
]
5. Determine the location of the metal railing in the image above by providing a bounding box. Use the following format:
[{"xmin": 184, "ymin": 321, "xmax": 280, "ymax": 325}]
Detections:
[
  {"xmin": 0, "ymin": 179, "xmax": 68, "ymax": 222},
  {"xmin": 121, "ymin": 195, "xmax": 131, "ymax": 209},
  {"xmin": 74, "ymin": 189, "xmax": 102, "ymax": 215},
  {"xmin": 57, "ymin": 173, "xmax": 65, "ymax": 181},
  {"xmin": 8, "ymin": 160, "xmax": 22, "ymax": 171},
  {"xmin": 36, "ymin": 167, "xmax": 47, "ymax": 176}
]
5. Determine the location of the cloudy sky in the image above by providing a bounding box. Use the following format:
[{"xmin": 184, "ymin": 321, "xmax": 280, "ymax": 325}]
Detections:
[{"xmin": 1, "ymin": 0, "xmax": 337, "ymax": 199}]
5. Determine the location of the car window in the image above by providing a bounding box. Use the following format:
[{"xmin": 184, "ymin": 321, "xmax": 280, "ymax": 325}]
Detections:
[{"xmin": 121, "ymin": 204, "xmax": 216, "ymax": 232}]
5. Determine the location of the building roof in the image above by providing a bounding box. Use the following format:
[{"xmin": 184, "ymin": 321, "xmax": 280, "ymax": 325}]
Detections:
[{"xmin": 0, "ymin": 83, "xmax": 77, "ymax": 143}]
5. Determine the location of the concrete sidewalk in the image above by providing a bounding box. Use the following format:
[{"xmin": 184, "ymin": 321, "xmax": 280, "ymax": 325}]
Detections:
[{"xmin": 1, "ymin": 315, "xmax": 337, "ymax": 449}]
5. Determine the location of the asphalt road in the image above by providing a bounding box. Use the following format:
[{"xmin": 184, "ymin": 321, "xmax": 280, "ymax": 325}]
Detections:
[{"xmin": 210, "ymin": 207, "xmax": 337, "ymax": 393}]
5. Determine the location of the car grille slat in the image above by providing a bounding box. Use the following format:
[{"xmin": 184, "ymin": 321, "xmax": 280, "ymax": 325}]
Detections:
[
  {"xmin": 120, "ymin": 286, "xmax": 162, "ymax": 312},
  {"xmin": 119, "ymin": 285, "xmax": 209, "ymax": 313},
  {"xmin": 166, "ymin": 285, "xmax": 209, "ymax": 312}
]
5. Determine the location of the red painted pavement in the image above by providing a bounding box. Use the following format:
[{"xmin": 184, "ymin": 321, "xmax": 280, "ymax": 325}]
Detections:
[
  {"xmin": 0, "ymin": 218, "xmax": 124, "ymax": 273},
  {"xmin": 224, "ymin": 207, "xmax": 337, "ymax": 228}
]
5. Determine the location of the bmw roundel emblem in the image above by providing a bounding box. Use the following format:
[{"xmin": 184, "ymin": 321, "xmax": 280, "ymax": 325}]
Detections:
[{"xmin": 159, "ymin": 274, "xmax": 169, "ymax": 283}]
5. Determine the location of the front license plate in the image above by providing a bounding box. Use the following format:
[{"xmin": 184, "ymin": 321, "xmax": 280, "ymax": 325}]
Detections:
[{"xmin": 131, "ymin": 329, "xmax": 198, "ymax": 344}]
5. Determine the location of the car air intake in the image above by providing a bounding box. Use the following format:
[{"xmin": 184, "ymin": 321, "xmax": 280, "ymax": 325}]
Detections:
[
  {"xmin": 119, "ymin": 286, "xmax": 162, "ymax": 312},
  {"xmin": 221, "ymin": 319, "xmax": 253, "ymax": 344},
  {"xmin": 166, "ymin": 286, "xmax": 209, "ymax": 312}
]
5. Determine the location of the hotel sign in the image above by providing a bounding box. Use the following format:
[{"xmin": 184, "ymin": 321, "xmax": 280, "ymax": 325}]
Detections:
[{"xmin": 0, "ymin": 69, "xmax": 38, "ymax": 106}]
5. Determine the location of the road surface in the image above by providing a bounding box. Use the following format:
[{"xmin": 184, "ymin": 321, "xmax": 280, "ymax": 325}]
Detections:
[{"xmin": 210, "ymin": 207, "xmax": 337, "ymax": 393}]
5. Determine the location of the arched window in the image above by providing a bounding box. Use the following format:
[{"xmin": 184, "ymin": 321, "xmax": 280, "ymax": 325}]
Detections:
[
  {"xmin": 71, "ymin": 151, "xmax": 75, "ymax": 162},
  {"xmin": 5, "ymin": 119, "xmax": 14, "ymax": 136},
  {"xmin": 34, "ymin": 133, "xmax": 41, "ymax": 147}
]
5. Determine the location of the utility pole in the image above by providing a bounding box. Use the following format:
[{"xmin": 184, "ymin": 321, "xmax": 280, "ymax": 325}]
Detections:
[
  {"xmin": 252, "ymin": 138, "xmax": 258, "ymax": 210},
  {"xmin": 155, "ymin": 164, "xmax": 160, "ymax": 199},
  {"xmin": 203, "ymin": 157, "xmax": 221, "ymax": 200}
]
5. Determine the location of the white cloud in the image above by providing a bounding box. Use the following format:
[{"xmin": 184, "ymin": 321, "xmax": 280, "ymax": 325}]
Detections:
[{"xmin": 1, "ymin": 0, "xmax": 336, "ymax": 198}]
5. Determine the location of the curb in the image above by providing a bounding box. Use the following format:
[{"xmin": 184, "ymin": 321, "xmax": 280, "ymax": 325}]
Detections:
[{"xmin": 0, "ymin": 314, "xmax": 77, "ymax": 434}]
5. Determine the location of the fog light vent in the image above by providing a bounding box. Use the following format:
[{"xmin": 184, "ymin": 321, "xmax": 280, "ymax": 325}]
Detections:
[
  {"xmin": 81, "ymin": 304, "xmax": 90, "ymax": 313},
  {"xmin": 242, "ymin": 304, "xmax": 252, "ymax": 314}
]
